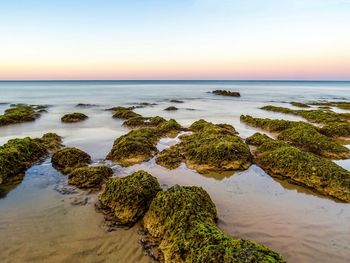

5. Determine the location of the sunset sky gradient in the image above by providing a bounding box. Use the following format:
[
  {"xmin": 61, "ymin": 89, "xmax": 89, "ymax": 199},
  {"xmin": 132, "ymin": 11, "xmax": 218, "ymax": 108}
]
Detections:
[{"xmin": 1, "ymin": 0, "xmax": 350, "ymax": 80}]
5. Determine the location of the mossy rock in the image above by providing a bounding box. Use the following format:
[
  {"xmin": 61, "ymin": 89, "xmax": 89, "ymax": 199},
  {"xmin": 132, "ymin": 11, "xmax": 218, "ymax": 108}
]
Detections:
[
  {"xmin": 277, "ymin": 125, "xmax": 350, "ymax": 159},
  {"xmin": 156, "ymin": 120, "xmax": 251, "ymax": 173},
  {"xmin": 311, "ymin": 101, "xmax": 350, "ymax": 110},
  {"xmin": 123, "ymin": 116, "xmax": 167, "ymax": 128},
  {"xmin": 110, "ymin": 107, "xmax": 142, "ymax": 120},
  {"xmin": 107, "ymin": 120, "xmax": 182, "ymax": 166},
  {"xmin": 99, "ymin": 170, "xmax": 161, "ymax": 225},
  {"xmin": 290, "ymin": 102, "xmax": 310, "ymax": 108},
  {"xmin": 246, "ymin": 133, "xmax": 350, "ymax": 202},
  {"xmin": 0, "ymin": 133, "xmax": 63, "ymax": 185},
  {"xmin": 156, "ymin": 147, "xmax": 183, "ymax": 169},
  {"xmin": 241, "ymin": 115, "xmax": 350, "ymax": 159},
  {"xmin": 169, "ymin": 99, "xmax": 184, "ymax": 103},
  {"xmin": 61, "ymin": 112, "xmax": 88, "ymax": 123},
  {"xmin": 143, "ymin": 185, "xmax": 284, "ymax": 263},
  {"xmin": 0, "ymin": 104, "xmax": 43, "ymax": 126},
  {"xmin": 320, "ymin": 122, "xmax": 350, "ymax": 138},
  {"xmin": 164, "ymin": 106, "xmax": 178, "ymax": 111},
  {"xmin": 68, "ymin": 166, "xmax": 113, "ymax": 189},
  {"xmin": 212, "ymin": 90, "xmax": 241, "ymax": 97},
  {"xmin": 52, "ymin": 147, "xmax": 91, "ymax": 174}
]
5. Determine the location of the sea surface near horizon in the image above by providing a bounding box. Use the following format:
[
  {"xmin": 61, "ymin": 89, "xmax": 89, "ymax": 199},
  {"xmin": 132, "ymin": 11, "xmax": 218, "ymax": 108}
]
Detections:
[{"xmin": 0, "ymin": 81, "xmax": 350, "ymax": 262}]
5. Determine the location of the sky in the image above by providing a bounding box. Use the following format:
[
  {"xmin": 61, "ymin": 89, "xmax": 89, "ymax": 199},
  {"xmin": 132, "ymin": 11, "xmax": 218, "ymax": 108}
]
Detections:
[{"xmin": 0, "ymin": 0, "xmax": 350, "ymax": 80}]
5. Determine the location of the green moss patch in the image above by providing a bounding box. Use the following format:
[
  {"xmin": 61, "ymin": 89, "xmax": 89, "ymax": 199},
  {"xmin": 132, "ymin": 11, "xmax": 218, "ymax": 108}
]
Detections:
[
  {"xmin": 0, "ymin": 104, "xmax": 45, "ymax": 126},
  {"xmin": 311, "ymin": 101, "xmax": 350, "ymax": 110},
  {"xmin": 61, "ymin": 112, "xmax": 88, "ymax": 123},
  {"xmin": 156, "ymin": 120, "xmax": 252, "ymax": 173},
  {"xmin": 68, "ymin": 166, "xmax": 113, "ymax": 189},
  {"xmin": 320, "ymin": 122, "xmax": 350, "ymax": 138},
  {"xmin": 212, "ymin": 90, "xmax": 241, "ymax": 97},
  {"xmin": 246, "ymin": 133, "xmax": 350, "ymax": 202},
  {"xmin": 290, "ymin": 102, "xmax": 310, "ymax": 108},
  {"xmin": 109, "ymin": 106, "xmax": 142, "ymax": 120},
  {"xmin": 107, "ymin": 119, "xmax": 181, "ymax": 166},
  {"xmin": 51, "ymin": 147, "xmax": 91, "ymax": 174},
  {"xmin": 0, "ymin": 133, "xmax": 63, "ymax": 185},
  {"xmin": 98, "ymin": 170, "xmax": 161, "ymax": 226},
  {"xmin": 143, "ymin": 185, "xmax": 285, "ymax": 262}
]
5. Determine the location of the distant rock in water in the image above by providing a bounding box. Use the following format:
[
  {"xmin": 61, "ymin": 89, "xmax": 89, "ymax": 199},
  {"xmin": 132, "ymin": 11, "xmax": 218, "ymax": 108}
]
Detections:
[
  {"xmin": 0, "ymin": 104, "xmax": 47, "ymax": 126},
  {"xmin": 61, "ymin": 112, "xmax": 88, "ymax": 123},
  {"xmin": 0, "ymin": 133, "xmax": 63, "ymax": 186},
  {"xmin": 164, "ymin": 106, "xmax": 178, "ymax": 111},
  {"xmin": 169, "ymin": 99, "xmax": 184, "ymax": 103},
  {"xmin": 75, "ymin": 103, "xmax": 98, "ymax": 108},
  {"xmin": 212, "ymin": 90, "xmax": 240, "ymax": 97}
]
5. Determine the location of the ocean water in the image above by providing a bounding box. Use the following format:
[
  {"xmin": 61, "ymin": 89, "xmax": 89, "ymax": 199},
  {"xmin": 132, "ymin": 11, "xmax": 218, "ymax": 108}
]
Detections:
[{"xmin": 0, "ymin": 81, "xmax": 350, "ymax": 262}]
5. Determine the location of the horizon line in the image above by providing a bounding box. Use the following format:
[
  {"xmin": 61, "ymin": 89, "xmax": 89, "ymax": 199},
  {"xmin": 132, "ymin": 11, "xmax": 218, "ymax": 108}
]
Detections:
[{"xmin": 0, "ymin": 79, "xmax": 350, "ymax": 82}]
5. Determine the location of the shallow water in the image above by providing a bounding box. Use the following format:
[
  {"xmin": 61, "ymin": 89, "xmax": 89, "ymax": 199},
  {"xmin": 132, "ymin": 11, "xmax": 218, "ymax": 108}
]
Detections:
[{"xmin": 0, "ymin": 81, "xmax": 350, "ymax": 262}]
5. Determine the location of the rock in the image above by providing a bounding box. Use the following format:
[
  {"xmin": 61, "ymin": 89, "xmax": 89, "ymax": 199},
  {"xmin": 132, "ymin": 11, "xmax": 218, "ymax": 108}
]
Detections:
[
  {"xmin": 164, "ymin": 106, "xmax": 178, "ymax": 111},
  {"xmin": 143, "ymin": 185, "xmax": 285, "ymax": 263},
  {"xmin": 52, "ymin": 147, "xmax": 91, "ymax": 174},
  {"xmin": 98, "ymin": 170, "xmax": 161, "ymax": 226},
  {"xmin": 109, "ymin": 107, "xmax": 142, "ymax": 120},
  {"xmin": 169, "ymin": 99, "xmax": 184, "ymax": 103},
  {"xmin": 0, "ymin": 133, "xmax": 63, "ymax": 185},
  {"xmin": 68, "ymin": 166, "xmax": 113, "ymax": 189},
  {"xmin": 212, "ymin": 90, "xmax": 240, "ymax": 97},
  {"xmin": 290, "ymin": 102, "xmax": 310, "ymax": 108},
  {"xmin": 246, "ymin": 133, "xmax": 350, "ymax": 202},
  {"xmin": 61, "ymin": 112, "xmax": 88, "ymax": 123},
  {"xmin": 0, "ymin": 104, "xmax": 44, "ymax": 126}
]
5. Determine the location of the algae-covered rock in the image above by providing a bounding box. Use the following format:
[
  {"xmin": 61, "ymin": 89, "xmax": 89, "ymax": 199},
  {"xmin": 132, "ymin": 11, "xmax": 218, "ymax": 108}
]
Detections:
[
  {"xmin": 61, "ymin": 112, "xmax": 88, "ymax": 123},
  {"xmin": 156, "ymin": 120, "xmax": 252, "ymax": 173},
  {"xmin": 156, "ymin": 147, "xmax": 183, "ymax": 169},
  {"xmin": 169, "ymin": 99, "xmax": 184, "ymax": 103},
  {"xmin": 164, "ymin": 106, "xmax": 178, "ymax": 111},
  {"xmin": 0, "ymin": 104, "xmax": 43, "ymax": 126},
  {"xmin": 290, "ymin": 102, "xmax": 310, "ymax": 108},
  {"xmin": 123, "ymin": 116, "xmax": 167, "ymax": 129},
  {"xmin": 143, "ymin": 185, "xmax": 285, "ymax": 263},
  {"xmin": 99, "ymin": 170, "xmax": 161, "ymax": 225},
  {"xmin": 52, "ymin": 147, "xmax": 91, "ymax": 174},
  {"xmin": 311, "ymin": 101, "xmax": 350, "ymax": 110},
  {"xmin": 212, "ymin": 90, "xmax": 241, "ymax": 97},
  {"xmin": 110, "ymin": 106, "xmax": 142, "ymax": 120},
  {"xmin": 68, "ymin": 166, "xmax": 113, "ymax": 189},
  {"xmin": 320, "ymin": 122, "xmax": 350, "ymax": 138},
  {"xmin": 107, "ymin": 120, "xmax": 182, "ymax": 166},
  {"xmin": 241, "ymin": 115, "xmax": 350, "ymax": 159},
  {"xmin": 246, "ymin": 133, "xmax": 350, "ymax": 202},
  {"xmin": 0, "ymin": 133, "xmax": 63, "ymax": 185}
]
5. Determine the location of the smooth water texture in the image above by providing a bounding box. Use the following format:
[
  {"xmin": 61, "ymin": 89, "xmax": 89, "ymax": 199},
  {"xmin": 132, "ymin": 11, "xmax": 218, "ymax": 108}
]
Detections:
[{"xmin": 0, "ymin": 81, "xmax": 350, "ymax": 263}]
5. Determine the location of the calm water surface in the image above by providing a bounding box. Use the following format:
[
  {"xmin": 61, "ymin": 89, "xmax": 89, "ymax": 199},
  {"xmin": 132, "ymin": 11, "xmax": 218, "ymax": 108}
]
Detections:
[{"xmin": 0, "ymin": 81, "xmax": 350, "ymax": 262}]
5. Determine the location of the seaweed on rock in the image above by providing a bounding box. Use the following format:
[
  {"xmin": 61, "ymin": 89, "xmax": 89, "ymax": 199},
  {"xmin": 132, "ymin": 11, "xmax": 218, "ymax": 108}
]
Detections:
[
  {"xmin": 143, "ymin": 185, "xmax": 285, "ymax": 263},
  {"xmin": 0, "ymin": 133, "xmax": 63, "ymax": 185},
  {"xmin": 156, "ymin": 119, "xmax": 252, "ymax": 173},
  {"xmin": 0, "ymin": 104, "xmax": 44, "ymax": 126},
  {"xmin": 290, "ymin": 102, "xmax": 310, "ymax": 108},
  {"xmin": 98, "ymin": 170, "xmax": 161, "ymax": 226},
  {"xmin": 68, "ymin": 166, "xmax": 113, "ymax": 189},
  {"xmin": 51, "ymin": 147, "xmax": 91, "ymax": 174},
  {"xmin": 212, "ymin": 90, "xmax": 241, "ymax": 97},
  {"xmin": 164, "ymin": 106, "xmax": 178, "ymax": 111},
  {"xmin": 61, "ymin": 112, "xmax": 88, "ymax": 123},
  {"xmin": 246, "ymin": 133, "xmax": 350, "ymax": 202}
]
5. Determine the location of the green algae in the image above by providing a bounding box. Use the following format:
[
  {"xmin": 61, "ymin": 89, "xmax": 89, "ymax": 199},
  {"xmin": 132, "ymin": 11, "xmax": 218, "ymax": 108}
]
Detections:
[
  {"xmin": 99, "ymin": 170, "xmax": 161, "ymax": 225},
  {"xmin": 156, "ymin": 120, "xmax": 252, "ymax": 173},
  {"xmin": 212, "ymin": 90, "xmax": 241, "ymax": 97},
  {"xmin": 0, "ymin": 104, "xmax": 43, "ymax": 126},
  {"xmin": 246, "ymin": 133, "xmax": 350, "ymax": 202},
  {"xmin": 164, "ymin": 106, "xmax": 178, "ymax": 111},
  {"xmin": 107, "ymin": 119, "xmax": 181, "ymax": 166},
  {"xmin": 110, "ymin": 106, "xmax": 142, "ymax": 120},
  {"xmin": 0, "ymin": 133, "xmax": 63, "ymax": 185},
  {"xmin": 311, "ymin": 101, "xmax": 350, "ymax": 110},
  {"xmin": 68, "ymin": 166, "xmax": 113, "ymax": 189},
  {"xmin": 261, "ymin": 105, "xmax": 350, "ymax": 123},
  {"xmin": 61, "ymin": 112, "xmax": 88, "ymax": 123},
  {"xmin": 320, "ymin": 122, "xmax": 350, "ymax": 138},
  {"xmin": 143, "ymin": 185, "xmax": 285, "ymax": 263},
  {"xmin": 51, "ymin": 147, "xmax": 91, "ymax": 174},
  {"xmin": 290, "ymin": 102, "xmax": 310, "ymax": 108},
  {"xmin": 241, "ymin": 115, "xmax": 350, "ymax": 159}
]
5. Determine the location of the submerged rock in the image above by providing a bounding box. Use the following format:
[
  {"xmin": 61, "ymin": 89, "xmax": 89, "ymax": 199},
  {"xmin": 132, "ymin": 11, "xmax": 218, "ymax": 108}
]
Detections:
[
  {"xmin": 61, "ymin": 112, "xmax": 88, "ymax": 123},
  {"xmin": 240, "ymin": 115, "xmax": 350, "ymax": 159},
  {"xmin": 156, "ymin": 119, "xmax": 252, "ymax": 173},
  {"xmin": 107, "ymin": 119, "xmax": 181, "ymax": 166},
  {"xmin": 212, "ymin": 90, "xmax": 241, "ymax": 97},
  {"xmin": 51, "ymin": 147, "xmax": 91, "ymax": 174},
  {"xmin": 0, "ymin": 104, "xmax": 44, "ymax": 126},
  {"xmin": 311, "ymin": 101, "xmax": 350, "ymax": 110},
  {"xmin": 98, "ymin": 171, "xmax": 161, "ymax": 226},
  {"xmin": 75, "ymin": 103, "xmax": 98, "ymax": 108},
  {"xmin": 290, "ymin": 102, "xmax": 310, "ymax": 108},
  {"xmin": 143, "ymin": 185, "xmax": 285, "ymax": 263},
  {"xmin": 0, "ymin": 133, "xmax": 63, "ymax": 185},
  {"xmin": 246, "ymin": 133, "xmax": 350, "ymax": 202},
  {"xmin": 169, "ymin": 99, "xmax": 184, "ymax": 103},
  {"xmin": 164, "ymin": 106, "xmax": 178, "ymax": 111},
  {"xmin": 68, "ymin": 166, "xmax": 113, "ymax": 189}
]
